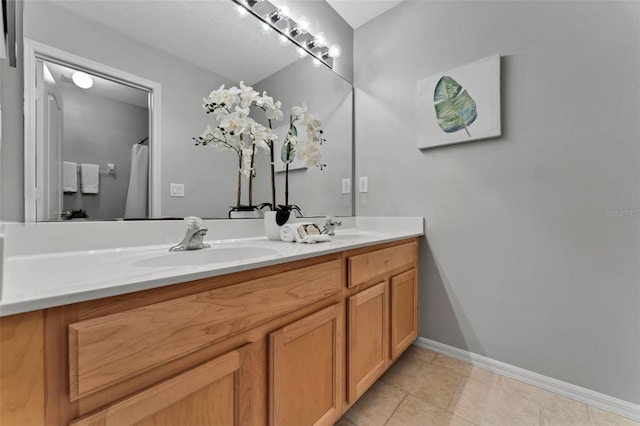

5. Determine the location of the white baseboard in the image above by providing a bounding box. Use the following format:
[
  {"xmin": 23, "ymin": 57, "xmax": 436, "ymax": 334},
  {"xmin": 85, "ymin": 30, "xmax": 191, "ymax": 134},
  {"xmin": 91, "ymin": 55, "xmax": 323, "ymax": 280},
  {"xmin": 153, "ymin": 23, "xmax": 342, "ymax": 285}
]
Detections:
[{"xmin": 414, "ymin": 337, "xmax": 640, "ymax": 422}]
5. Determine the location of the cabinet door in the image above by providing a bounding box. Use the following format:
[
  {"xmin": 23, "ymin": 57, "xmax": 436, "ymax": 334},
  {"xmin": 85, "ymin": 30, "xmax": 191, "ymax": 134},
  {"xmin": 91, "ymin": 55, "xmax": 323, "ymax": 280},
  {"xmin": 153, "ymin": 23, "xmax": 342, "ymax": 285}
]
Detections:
[
  {"xmin": 269, "ymin": 304, "xmax": 343, "ymax": 426},
  {"xmin": 70, "ymin": 347, "xmax": 246, "ymax": 426},
  {"xmin": 390, "ymin": 269, "xmax": 419, "ymax": 360},
  {"xmin": 347, "ymin": 282, "xmax": 388, "ymax": 403}
]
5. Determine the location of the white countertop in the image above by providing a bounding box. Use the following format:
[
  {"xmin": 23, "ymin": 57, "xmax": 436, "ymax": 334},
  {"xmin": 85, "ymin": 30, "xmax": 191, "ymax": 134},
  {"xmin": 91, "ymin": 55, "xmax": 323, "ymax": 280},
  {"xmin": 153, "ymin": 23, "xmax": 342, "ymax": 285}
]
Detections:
[{"xmin": 0, "ymin": 217, "xmax": 423, "ymax": 316}]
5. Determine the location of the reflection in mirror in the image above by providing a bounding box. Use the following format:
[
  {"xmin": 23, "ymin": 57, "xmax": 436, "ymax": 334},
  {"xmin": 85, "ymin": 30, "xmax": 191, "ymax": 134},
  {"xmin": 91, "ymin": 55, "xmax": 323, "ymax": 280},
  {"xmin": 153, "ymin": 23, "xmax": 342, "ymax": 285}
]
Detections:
[
  {"xmin": 23, "ymin": 0, "xmax": 353, "ymax": 221},
  {"xmin": 35, "ymin": 59, "xmax": 150, "ymax": 221},
  {"xmin": 23, "ymin": 38, "xmax": 161, "ymax": 222}
]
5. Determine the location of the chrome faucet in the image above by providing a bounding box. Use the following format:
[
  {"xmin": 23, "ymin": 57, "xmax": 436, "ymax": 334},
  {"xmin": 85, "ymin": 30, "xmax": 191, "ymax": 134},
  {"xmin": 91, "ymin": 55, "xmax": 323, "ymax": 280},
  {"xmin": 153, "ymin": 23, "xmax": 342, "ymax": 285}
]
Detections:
[
  {"xmin": 322, "ymin": 216, "xmax": 342, "ymax": 236},
  {"xmin": 169, "ymin": 216, "xmax": 211, "ymax": 251}
]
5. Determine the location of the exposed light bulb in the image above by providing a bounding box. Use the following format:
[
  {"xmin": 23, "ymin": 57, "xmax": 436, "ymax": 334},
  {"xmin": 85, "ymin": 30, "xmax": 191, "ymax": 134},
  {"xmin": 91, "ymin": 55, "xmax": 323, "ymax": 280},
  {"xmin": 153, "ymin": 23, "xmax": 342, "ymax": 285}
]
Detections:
[
  {"xmin": 312, "ymin": 58, "xmax": 321, "ymax": 67},
  {"xmin": 261, "ymin": 22, "xmax": 271, "ymax": 32},
  {"xmin": 72, "ymin": 71, "xmax": 93, "ymax": 89},
  {"xmin": 328, "ymin": 44, "xmax": 342, "ymax": 58},
  {"xmin": 278, "ymin": 34, "xmax": 290, "ymax": 46},
  {"xmin": 296, "ymin": 47, "xmax": 307, "ymax": 58},
  {"xmin": 235, "ymin": 4, "xmax": 249, "ymax": 17},
  {"xmin": 279, "ymin": 5, "xmax": 291, "ymax": 18},
  {"xmin": 315, "ymin": 32, "xmax": 326, "ymax": 47},
  {"xmin": 297, "ymin": 17, "xmax": 310, "ymax": 33}
]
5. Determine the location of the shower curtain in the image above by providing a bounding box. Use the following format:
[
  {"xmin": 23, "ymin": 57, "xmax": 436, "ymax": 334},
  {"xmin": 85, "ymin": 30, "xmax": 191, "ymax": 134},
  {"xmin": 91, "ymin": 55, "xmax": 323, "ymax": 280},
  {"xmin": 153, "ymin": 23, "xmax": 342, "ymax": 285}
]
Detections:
[{"xmin": 124, "ymin": 143, "xmax": 149, "ymax": 218}]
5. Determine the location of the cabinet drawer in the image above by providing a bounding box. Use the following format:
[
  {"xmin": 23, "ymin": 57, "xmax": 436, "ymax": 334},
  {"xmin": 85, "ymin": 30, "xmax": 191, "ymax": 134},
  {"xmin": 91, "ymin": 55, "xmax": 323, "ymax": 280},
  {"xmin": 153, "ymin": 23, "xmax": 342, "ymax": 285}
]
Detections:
[
  {"xmin": 348, "ymin": 242, "xmax": 417, "ymax": 288},
  {"xmin": 70, "ymin": 348, "xmax": 243, "ymax": 426},
  {"xmin": 69, "ymin": 259, "xmax": 341, "ymax": 399}
]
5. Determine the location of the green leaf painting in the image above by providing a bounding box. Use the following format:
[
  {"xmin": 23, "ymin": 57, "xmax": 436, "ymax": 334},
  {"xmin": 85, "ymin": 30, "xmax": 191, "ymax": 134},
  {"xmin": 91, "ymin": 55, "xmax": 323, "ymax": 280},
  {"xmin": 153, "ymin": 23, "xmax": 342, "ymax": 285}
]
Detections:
[
  {"xmin": 281, "ymin": 124, "xmax": 297, "ymax": 164},
  {"xmin": 433, "ymin": 75, "xmax": 477, "ymax": 137}
]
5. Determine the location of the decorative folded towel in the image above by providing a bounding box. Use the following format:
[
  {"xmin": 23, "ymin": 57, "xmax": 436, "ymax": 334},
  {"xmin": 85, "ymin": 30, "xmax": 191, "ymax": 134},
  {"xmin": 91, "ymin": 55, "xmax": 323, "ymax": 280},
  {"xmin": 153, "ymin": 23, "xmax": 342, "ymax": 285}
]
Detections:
[
  {"xmin": 280, "ymin": 223, "xmax": 330, "ymax": 244},
  {"xmin": 80, "ymin": 163, "xmax": 100, "ymax": 194},
  {"xmin": 63, "ymin": 161, "xmax": 78, "ymax": 192}
]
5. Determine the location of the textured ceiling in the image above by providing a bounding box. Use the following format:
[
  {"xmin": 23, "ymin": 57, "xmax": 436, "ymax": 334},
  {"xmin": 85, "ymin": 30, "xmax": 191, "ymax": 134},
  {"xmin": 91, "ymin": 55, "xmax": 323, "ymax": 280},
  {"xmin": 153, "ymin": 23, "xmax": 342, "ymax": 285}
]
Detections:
[
  {"xmin": 44, "ymin": 60, "xmax": 149, "ymax": 108},
  {"xmin": 48, "ymin": 0, "xmax": 302, "ymax": 84},
  {"xmin": 326, "ymin": 0, "xmax": 404, "ymax": 29}
]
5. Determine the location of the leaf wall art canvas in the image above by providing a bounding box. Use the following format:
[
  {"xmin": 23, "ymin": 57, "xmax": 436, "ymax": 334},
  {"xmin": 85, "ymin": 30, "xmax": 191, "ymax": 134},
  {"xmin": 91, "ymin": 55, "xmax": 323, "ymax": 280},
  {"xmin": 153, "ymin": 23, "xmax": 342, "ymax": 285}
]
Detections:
[
  {"xmin": 274, "ymin": 123, "xmax": 307, "ymax": 172},
  {"xmin": 417, "ymin": 54, "xmax": 501, "ymax": 149}
]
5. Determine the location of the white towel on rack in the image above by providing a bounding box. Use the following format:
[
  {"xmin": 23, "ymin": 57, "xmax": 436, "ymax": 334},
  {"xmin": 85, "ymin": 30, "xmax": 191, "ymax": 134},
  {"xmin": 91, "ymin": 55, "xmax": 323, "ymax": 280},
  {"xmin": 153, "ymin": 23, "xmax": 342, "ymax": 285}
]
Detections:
[
  {"xmin": 63, "ymin": 161, "xmax": 78, "ymax": 192},
  {"xmin": 124, "ymin": 144, "xmax": 149, "ymax": 218},
  {"xmin": 80, "ymin": 163, "xmax": 100, "ymax": 194}
]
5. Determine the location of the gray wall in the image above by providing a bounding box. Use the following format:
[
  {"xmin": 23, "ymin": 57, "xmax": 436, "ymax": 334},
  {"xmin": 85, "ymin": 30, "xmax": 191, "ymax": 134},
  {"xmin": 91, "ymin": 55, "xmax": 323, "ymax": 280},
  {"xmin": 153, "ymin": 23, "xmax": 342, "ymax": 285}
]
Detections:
[
  {"xmin": 354, "ymin": 1, "xmax": 640, "ymax": 404},
  {"xmin": 254, "ymin": 58, "xmax": 353, "ymax": 216},
  {"xmin": 60, "ymin": 87, "xmax": 148, "ymax": 220},
  {"xmin": 20, "ymin": 1, "xmax": 238, "ymax": 220},
  {"xmin": 0, "ymin": 0, "xmax": 24, "ymax": 221}
]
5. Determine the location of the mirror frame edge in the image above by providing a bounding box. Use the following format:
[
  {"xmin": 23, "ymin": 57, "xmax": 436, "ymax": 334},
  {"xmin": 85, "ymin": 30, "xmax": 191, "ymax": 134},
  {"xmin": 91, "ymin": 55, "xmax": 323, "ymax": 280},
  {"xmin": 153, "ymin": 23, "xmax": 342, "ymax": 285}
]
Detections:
[{"xmin": 22, "ymin": 38, "xmax": 162, "ymax": 222}]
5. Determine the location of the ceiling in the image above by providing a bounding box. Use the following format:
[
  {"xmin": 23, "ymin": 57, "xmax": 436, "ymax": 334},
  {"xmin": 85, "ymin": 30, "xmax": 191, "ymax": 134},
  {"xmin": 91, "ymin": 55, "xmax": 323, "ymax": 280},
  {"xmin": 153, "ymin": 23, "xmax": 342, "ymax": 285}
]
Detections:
[
  {"xmin": 44, "ymin": 0, "xmax": 404, "ymax": 86},
  {"xmin": 326, "ymin": 0, "xmax": 405, "ymax": 29},
  {"xmin": 47, "ymin": 0, "xmax": 301, "ymax": 84},
  {"xmin": 43, "ymin": 61, "xmax": 149, "ymax": 108}
]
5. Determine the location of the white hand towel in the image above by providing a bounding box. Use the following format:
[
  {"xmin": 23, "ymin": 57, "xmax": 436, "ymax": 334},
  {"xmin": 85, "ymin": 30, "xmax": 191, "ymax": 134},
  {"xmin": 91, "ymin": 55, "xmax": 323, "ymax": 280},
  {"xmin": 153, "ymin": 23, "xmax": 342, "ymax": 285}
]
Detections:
[
  {"xmin": 80, "ymin": 163, "xmax": 100, "ymax": 194},
  {"xmin": 63, "ymin": 161, "xmax": 78, "ymax": 192}
]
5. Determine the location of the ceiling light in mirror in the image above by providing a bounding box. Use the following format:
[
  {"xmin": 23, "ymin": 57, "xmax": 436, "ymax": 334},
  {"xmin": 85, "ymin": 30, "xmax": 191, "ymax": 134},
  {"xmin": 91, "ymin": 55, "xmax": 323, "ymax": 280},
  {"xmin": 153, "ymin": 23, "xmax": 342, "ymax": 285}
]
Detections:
[
  {"xmin": 290, "ymin": 16, "xmax": 310, "ymax": 37},
  {"xmin": 278, "ymin": 34, "xmax": 290, "ymax": 46},
  {"xmin": 328, "ymin": 45, "xmax": 342, "ymax": 58},
  {"xmin": 72, "ymin": 71, "xmax": 93, "ymax": 89},
  {"xmin": 311, "ymin": 32, "xmax": 327, "ymax": 48},
  {"xmin": 235, "ymin": 4, "xmax": 249, "ymax": 17},
  {"xmin": 233, "ymin": 0, "xmax": 334, "ymax": 69}
]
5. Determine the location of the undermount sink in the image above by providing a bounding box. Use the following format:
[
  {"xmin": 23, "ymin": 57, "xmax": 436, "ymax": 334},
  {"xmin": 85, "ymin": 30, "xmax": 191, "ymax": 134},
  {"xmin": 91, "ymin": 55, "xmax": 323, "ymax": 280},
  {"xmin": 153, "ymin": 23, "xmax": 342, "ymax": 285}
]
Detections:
[{"xmin": 132, "ymin": 246, "xmax": 280, "ymax": 268}]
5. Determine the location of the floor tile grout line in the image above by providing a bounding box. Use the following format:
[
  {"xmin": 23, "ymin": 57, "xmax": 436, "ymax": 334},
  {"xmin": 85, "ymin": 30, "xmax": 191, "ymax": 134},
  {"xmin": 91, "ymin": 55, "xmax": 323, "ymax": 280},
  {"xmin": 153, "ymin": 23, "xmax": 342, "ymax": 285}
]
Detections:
[
  {"xmin": 383, "ymin": 393, "xmax": 407, "ymax": 426},
  {"xmin": 341, "ymin": 348, "xmax": 638, "ymax": 426}
]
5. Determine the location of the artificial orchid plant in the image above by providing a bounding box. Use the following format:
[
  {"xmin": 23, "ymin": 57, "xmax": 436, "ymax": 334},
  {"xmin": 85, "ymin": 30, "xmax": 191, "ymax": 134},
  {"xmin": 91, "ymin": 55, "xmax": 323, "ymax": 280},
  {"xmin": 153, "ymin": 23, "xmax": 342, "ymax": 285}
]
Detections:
[{"xmin": 193, "ymin": 81, "xmax": 326, "ymax": 218}]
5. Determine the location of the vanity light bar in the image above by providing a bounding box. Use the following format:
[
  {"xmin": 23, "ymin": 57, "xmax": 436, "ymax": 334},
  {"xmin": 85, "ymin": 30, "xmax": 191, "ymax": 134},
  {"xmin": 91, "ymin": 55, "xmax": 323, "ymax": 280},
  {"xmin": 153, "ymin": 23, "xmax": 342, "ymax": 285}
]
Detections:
[{"xmin": 231, "ymin": 0, "xmax": 335, "ymax": 69}]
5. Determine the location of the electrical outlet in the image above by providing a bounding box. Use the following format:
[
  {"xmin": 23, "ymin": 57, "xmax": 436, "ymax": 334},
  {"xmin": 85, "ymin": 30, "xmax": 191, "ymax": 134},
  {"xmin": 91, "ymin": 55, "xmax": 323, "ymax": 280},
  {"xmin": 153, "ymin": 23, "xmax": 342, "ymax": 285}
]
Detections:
[
  {"xmin": 170, "ymin": 183, "xmax": 184, "ymax": 197},
  {"xmin": 342, "ymin": 178, "xmax": 351, "ymax": 194},
  {"xmin": 359, "ymin": 176, "xmax": 368, "ymax": 193}
]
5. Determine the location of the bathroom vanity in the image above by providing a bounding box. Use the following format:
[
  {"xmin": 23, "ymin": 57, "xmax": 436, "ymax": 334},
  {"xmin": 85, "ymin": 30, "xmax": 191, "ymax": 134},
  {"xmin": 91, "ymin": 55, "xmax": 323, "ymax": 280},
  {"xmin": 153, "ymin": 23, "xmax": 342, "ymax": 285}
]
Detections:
[{"xmin": 0, "ymin": 217, "xmax": 422, "ymax": 426}]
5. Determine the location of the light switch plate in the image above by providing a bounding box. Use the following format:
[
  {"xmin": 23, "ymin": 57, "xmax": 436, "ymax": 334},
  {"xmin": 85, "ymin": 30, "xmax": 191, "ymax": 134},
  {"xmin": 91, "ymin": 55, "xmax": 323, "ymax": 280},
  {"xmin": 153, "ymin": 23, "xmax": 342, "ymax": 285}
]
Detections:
[
  {"xmin": 170, "ymin": 183, "xmax": 184, "ymax": 197},
  {"xmin": 359, "ymin": 176, "xmax": 368, "ymax": 193},
  {"xmin": 342, "ymin": 178, "xmax": 351, "ymax": 194}
]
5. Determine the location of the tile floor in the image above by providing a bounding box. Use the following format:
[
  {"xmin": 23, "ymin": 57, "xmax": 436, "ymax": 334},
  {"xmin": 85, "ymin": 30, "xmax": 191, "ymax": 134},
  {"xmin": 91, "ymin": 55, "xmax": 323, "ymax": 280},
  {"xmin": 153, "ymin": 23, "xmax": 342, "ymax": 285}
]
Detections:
[{"xmin": 336, "ymin": 345, "xmax": 639, "ymax": 426}]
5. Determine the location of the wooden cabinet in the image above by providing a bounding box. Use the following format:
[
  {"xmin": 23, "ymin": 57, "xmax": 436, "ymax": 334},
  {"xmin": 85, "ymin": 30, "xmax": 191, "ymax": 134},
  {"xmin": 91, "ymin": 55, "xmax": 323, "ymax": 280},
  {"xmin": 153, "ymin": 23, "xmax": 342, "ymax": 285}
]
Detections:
[
  {"xmin": 347, "ymin": 282, "xmax": 388, "ymax": 403},
  {"xmin": 269, "ymin": 304, "xmax": 343, "ymax": 426},
  {"xmin": 0, "ymin": 238, "xmax": 420, "ymax": 426},
  {"xmin": 345, "ymin": 241, "xmax": 419, "ymax": 404},
  {"xmin": 390, "ymin": 269, "xmax": 419, "ymax": 360},
  {"xmin": 70, "ymin": 347, "xmax": 248, "ymax": 426}
]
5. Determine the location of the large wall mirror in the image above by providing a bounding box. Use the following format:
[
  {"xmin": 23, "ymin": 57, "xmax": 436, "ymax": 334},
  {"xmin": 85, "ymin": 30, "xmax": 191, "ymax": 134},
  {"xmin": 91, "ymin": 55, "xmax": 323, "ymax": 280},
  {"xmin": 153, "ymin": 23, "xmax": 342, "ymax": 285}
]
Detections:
[{"xmin": 22, "ymin": 0, "xmax": 353, "ymax": 222}]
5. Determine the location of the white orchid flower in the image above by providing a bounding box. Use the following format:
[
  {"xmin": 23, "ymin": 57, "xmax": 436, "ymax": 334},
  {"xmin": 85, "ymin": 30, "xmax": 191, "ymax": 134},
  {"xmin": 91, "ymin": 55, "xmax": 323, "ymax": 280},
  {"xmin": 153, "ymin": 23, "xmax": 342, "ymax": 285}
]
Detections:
[
  {"xmin": 297, "ymin": 142, "xmax": 321, "ymax": 167},
  {"xmin": 239, "ymin": 81, "xmax": 259, "ymax": 108},
  {"xmin": 292, "ymin": 103, "xmax": 308, "ymax": 118},
  {"xmin": 267, "ymin": 100, "xmax": 284, "ymax": 121},
  {"xmin": 220, "ymin": 112, "xmax": 251, "ymax": 136},
  {"xmin": 235, "ymin": 106, "xmax": 250, "ymax": 117}
]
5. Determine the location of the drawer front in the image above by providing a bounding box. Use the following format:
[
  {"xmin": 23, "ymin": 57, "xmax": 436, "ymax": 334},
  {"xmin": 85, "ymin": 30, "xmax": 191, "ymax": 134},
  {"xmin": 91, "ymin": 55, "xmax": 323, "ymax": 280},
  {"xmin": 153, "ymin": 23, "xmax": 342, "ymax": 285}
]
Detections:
[
  {"xmin": 69, "ymin": 259, "xmax": 341, "ymax": 399},
  {"xmin": 70, "ymin": 348, "xmax": 242, "ymax": 426},
  {"xmin": 348, "ymin": 242, "xmax": 417, "ymax": 288}
]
